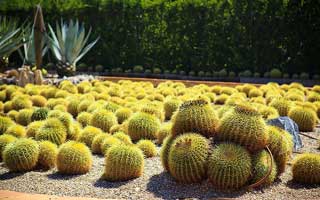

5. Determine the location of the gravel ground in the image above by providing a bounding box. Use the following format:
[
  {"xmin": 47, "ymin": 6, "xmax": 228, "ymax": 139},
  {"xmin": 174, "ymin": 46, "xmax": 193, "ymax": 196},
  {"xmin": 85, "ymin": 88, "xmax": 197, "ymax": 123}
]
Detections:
[{"xmin": 0, "ymin": 130, "xmax": 319, "ymax": 200}]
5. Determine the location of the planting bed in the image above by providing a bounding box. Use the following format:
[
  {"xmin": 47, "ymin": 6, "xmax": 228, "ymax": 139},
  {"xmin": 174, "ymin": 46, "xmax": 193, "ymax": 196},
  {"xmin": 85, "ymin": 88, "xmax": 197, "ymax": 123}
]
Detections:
[
  {"xmin": 0, "ymin": 131, "xmax": 319, "ymax": 200},
  {"xmin": 0, "ymin": 79, "xmax": 319, "ymax": 200}
]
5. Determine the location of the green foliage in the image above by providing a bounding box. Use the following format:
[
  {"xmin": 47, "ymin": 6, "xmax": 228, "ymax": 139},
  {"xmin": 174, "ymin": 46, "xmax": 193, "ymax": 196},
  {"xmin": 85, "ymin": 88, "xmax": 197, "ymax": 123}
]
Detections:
[
  {"xmin": 3, "ymin": 138, "xmax": 39, "ymax": 172},
  {"xmin": 171, "ymin": 99, "xmax": 219, "ymax": 138},
  {"xmin": 217, "ymin": 104, "xmax": 269, "ymax": 151},
  {"xmin": 0, "ymin": 134, "xmax": 17, "ymax": 161},
  {"xmin": 35, "ymin": 118, "xmax": 67, "ymax": 145},
  {"xmin": 37, "ymin": 140, "xmax": 58, "ymax": 169},
  {"xmin": 103, "ymin": 145, "xmax": 144, "ymax": 181},
  {"xmin": 57, "ymin": 141, "xmax": 92, "ymax": 174},
  {"xmin": 207, "ymin": 143, "xmax": 252, "ymax": 190},
  {"xmin": 269, "ymin": 68, "xmax": 282, "ymax": 78},
  {"xmin": 168, "ymin": 133, "xmax": 209, "ymax": 183},
  {"xmin": 292, "ymin": 153, "xmax": 320, "ymax": 184},
  {"xmin": 127, "ymin": 112, "xmax": 160, "ymax": 141},
  {"xmin": 47, "ymin": 19, "xmax": 99, "ymax": 76},
  {"xmin": 31, "ymin": 107, "xmax": 49, "ymax": 121},
  {"xmin": 136, "ymin": 139, "xmax": 157, "ymax": 158}
]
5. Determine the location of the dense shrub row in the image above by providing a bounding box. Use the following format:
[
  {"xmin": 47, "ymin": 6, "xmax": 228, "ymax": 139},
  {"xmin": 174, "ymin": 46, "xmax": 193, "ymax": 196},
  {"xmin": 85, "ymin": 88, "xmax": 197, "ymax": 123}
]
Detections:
[{"xmin": 1, "ymin": 0, "xmax": 320, "ymax": 76}]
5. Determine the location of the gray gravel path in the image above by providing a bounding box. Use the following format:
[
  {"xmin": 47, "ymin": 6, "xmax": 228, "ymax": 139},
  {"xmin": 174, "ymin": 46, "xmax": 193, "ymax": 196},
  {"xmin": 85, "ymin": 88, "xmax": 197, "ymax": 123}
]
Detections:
[{"xmin": 0, "ymin": 131, "xmax": 319, "ymax": 200}]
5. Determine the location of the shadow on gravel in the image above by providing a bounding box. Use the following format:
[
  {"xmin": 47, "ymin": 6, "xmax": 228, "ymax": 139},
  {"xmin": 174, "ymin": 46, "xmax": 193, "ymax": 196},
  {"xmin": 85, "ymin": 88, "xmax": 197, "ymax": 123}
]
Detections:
[
  {"xmin": 93, "ymin": 178, "xmax": 128, "ymax": 188},
  {"xmin": 286, "ymin": 180, "xmax": 320, "ymax": 189},
  {"xmin": 0, "ymin": 172, "xmax": 25, "ymax": 180},
  {"xmin": 146, "ymin": 172, "xmax": 245, "ymax": 200},
  {"xmin": 47, "ymin": 172, "xmax": 82, "ymax": 180}
]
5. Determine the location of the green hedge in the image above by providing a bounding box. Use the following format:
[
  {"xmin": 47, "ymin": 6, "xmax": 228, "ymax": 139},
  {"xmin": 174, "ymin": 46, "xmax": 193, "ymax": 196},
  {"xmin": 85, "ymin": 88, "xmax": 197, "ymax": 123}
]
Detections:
[{"xmin": 1, "ymin": 0, "xmax": 320, "ymax": 75}]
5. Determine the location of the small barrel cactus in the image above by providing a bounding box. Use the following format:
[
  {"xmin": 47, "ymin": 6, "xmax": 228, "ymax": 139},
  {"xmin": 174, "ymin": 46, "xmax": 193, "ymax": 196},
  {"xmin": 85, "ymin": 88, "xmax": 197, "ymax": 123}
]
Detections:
[
  {"xmin": 26, "ymin": 121, "xmax": 43, "ymax": 138},
  {"xmin": 3, "ymin": 138, "xmax": 40, "ymax": 172},
  {"xmin": 136, "ymin": 139, "xmax": 157, "ymax": 158},
  {"xmin": 216, "ymin": 104, "xmax": 269, "ymax": 152},
  {"xmin": 292, "ymin": 153, "xmax": 320, "ymax": 184},
  {"xmin": 0, "ymin": 134, "xmax": 17, "ymax": 161},
  {"xmin": 5, "ymin": 124, "xmax": 26, "ymax": 138},
  {"xmin": 115, "ymin": 108, "xmax": 133, "ymax": 124},
  {"xmin": 160, "ymin": 135, "xmax": 174, "ymax": 171},
  {"xmin": 127, "ymin": 112, "xmax": 161, "ymax": 141},
  {"xmin": 269, "ymin": 98, "xmax": 292, "ymax": 116},
  {"xmin": 157, "ymin": 123, "xmax": 172, "ymax": 144},
  {"xmin": 267, "ymin": 126, "xmax": 293, "ymax": 175},
  {"xmin": 0, "ymin": 116, "xmax": 15, "ymax": 134},
  {"xmin": 79, "ymin": 126, "xmax": 103, "ymax": 147},
  {"xmin": 76, "ymin": 112, "xmax": 92, "ymax": 127},
  {"xmin": 171, "ymin": 99, "xmax": 219, "ymax": 137},
  {"xmin": 35, "ymin": 118, "xmax": 67, "ymax": 145},
  {"xmin": 251, "ymin": 150, "xmax": 277, "ymax": 186},
  {"xmin": 16, "ymin": 108, "xmax": 34, "ymax": 126},
  {"xmin": 113, "ymin": 131, "xmax": 132, "ymax": 145},
  {"xmin": 38, "ymin": 140, "xmax": 58, "ymax": 169},
  {"xmin": 11, "ymin": 96, "xmax": 32, "ymax": 110},
  {"xmin": 103, "ymin": 145, "xmax": 144, "ymax": 181},
  {"xmin": 91, "ymin": 133, "xmax": 111, "ymax": 154},
  {"xmin": 164, "ymin": 98, "xmax": 182, "ymax": 120},
  {"xmin": 31, "ymin": 107, "xmax": 49, "ymax": 121},
  {"xmin": 168, "ymin": 133, "xmax": 209, "ymax": 183},
  {"xmin": 57, "ymin": 141, "xmax": 93, "ymax": 174},
  {"xmin": 207, "ymin": 143, "xmax": 252, "ymax": 190},
  {"xmin": 101, "ymin": 136, "xmax": 122, "ymax": 155},
  {"xmin": 90, "ymin": 109, "xmax": 118, "ymax": 132},
  {"xmin": 288, "ymin": 106, "xmax": 318, "ymax": 132}
]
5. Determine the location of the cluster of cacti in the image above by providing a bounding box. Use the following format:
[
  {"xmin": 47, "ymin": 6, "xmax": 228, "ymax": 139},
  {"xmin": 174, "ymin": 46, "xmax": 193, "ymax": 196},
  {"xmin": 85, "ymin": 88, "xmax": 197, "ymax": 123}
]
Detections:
[
  {"xmin": 0, "ymin": 79, "xmax": 319, "ymax": 188},
  {"xmin": 57, "ymin": 141, "xmax": 93, "ymax": 174}
]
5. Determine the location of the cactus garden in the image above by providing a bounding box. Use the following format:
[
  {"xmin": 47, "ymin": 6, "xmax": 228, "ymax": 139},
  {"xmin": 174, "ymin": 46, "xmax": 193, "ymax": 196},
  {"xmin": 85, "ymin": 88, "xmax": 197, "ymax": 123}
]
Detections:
[
  {"xmin": 0, "ymin": 1, "xmax": 320, "ymax": 200},
  {"xmin": 0, "ymin": 80, "xmax": 319, "ymax": 199}
]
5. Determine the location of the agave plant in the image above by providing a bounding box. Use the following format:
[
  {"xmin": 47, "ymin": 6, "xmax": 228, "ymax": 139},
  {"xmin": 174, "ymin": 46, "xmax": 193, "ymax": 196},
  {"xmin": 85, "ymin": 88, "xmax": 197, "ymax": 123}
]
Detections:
[
  {"xmin": 19, "ymin": 26, "xmax": 48, "ymax": 67},
  {"xmin": 47, "ymin": 19, "xmax": 99, "ymax": 77},
  {"xmin": 0, "ymin": 17, "xmax": 24, "ymax": 72}
]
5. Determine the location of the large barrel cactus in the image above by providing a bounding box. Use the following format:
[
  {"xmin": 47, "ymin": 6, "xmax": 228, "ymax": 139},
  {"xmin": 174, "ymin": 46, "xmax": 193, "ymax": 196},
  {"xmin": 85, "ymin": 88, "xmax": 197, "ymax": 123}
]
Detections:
[{"xmin": 171, "ymin": 99, "xmax": 219, "ymax": 137}]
